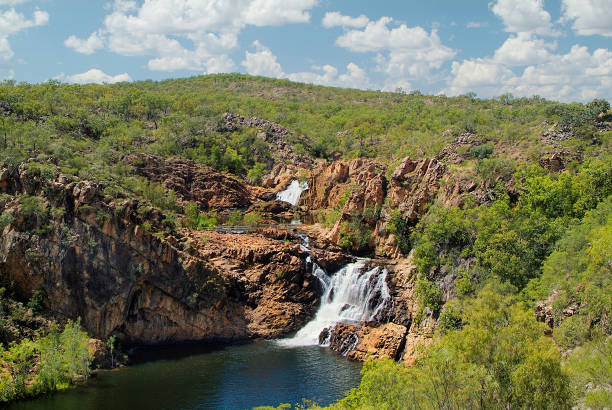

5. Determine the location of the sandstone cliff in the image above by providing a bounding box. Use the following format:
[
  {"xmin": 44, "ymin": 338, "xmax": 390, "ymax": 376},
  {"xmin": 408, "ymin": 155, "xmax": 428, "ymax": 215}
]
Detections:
[{"xmin": 0, "ymin": 163, "xmax": 324, "ymax": 345}]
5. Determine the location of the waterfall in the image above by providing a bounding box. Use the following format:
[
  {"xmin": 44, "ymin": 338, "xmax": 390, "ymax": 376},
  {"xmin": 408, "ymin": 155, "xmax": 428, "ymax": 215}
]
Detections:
[
  {"xmin": 276, "ymin": 180, "xmax": 309, "ymax": 206},
  {"xmin": 278, "ymin": 259, "xmax": 391, "ymax": 347}
]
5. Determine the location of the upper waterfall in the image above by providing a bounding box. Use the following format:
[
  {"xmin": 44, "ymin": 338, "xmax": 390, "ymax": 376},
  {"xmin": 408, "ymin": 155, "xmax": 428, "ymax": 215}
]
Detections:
[{"xmin": 276, "ymin": 180, "xmax": 309, "ymax": 206}]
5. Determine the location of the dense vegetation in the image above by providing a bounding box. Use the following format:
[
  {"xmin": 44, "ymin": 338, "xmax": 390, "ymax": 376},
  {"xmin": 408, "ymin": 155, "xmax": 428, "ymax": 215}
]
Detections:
[
  {"xmin": 0, "ymin": 301, "xmax": 90, "ymax": 402},
  {"xmin": 328, "ymin": 161, "xmax": 611, "ymax": 408},
  {"xmin": 0, "ymin": 74, "xmax": 611, "ymax": 407}
]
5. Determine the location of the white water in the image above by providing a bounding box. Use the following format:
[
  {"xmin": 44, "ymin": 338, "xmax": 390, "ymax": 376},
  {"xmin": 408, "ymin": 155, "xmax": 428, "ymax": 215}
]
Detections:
[
  {"xmin": 276, "ymin": 180, "xmax": 309, "ymax": 206},
  {"xmin": 279, "ymin": 259, "xmax": 391, "ymax": 347}
]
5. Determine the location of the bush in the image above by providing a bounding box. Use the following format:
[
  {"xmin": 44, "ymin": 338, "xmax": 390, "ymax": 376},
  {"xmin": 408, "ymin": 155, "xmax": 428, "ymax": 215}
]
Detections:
[
  {"xmin": 226, "ymin": 210, "xmax": 242, "ymax": 226},
  {"xmin": 0, "ymin": 212, "xmax": 14, "ymax": 230},
  {"xmin": 246, "ymin": 162, "xmax": 267, "ymax": 184},
  {"xmin": 243, "ymin": 212, "xmax": 262, "ymax": 226},
  {"xmin": 20, "ymin": 196, "xmax": 48, "ymax": 230},
  {"xmin": 415, "ymin": 279, "xmax": 441, "ymax": 311},
  {"xmin": 470, "ymin": 143, "xmax": 494, "ymax": 159}
]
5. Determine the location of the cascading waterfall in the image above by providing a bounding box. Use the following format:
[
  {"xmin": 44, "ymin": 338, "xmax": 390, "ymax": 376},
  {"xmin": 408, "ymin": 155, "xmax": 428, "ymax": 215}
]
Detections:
[
  {"xmin": 279, "ymin": 257, "xmax": 391, "ymax": 347},
  {"xmin": 276, "ymin": 180, "xmax": 309, "ymax": 206}
]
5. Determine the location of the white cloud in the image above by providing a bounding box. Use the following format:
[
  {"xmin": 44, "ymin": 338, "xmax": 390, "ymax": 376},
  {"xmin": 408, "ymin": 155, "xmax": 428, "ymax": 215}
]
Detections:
[
  {"xmin": 445, "ymin": 44, "xmax": 612, "ymax": 102},
  {"xmin": 562, "ymin": 0, "xmax": 612, "ymax": 37},
  {"xmin": 289, "ymin": 62, "xmax": 370, "ymax": 89},
  {"xmin": 490, "ymin": 0, "xmax": 557, "ymax": 36},
  {"xmin": 466, "ymin": 21, "xmax": 488, "ymax": 28},
  {"xmin": 240, "ymin": 40, "xmax": 370, "ymax": 89},
  {"xmin": 64, "ymin": 31, "xmax": 104, "ymax": 55},
  {"xmin": 0, "ymin": 8, "xmax": 48, "ymax": 61},
  {"xmin": 66, "ymin": 68, "xmax": 132, "ymax": 84},
  {"xmin": 493, "ymin": 32, "xmax": 556, "ymax": 66},
  {"xmin": 335, "ymin": 17, "xmax": 455, "ymax": 85},
  {"xmin": 322, "ymin": 11, "xmax": 368, "ymax": 28},
  {"xmin": 242, "ymin": 41, "xmax": 284, "ymax": 78},
  {"xmin": 65, "ymin": 0, "xmax": 317, "ymax": 73},
  {"xmin": 446, "ymin": 59, "xmax": 516, "ymax": 96}
]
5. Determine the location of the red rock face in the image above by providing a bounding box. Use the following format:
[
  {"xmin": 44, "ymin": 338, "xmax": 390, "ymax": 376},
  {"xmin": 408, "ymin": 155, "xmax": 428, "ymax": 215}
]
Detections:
[{"xmin": 303, "ymin": 157, "xmax": 444, "ymax": 256}]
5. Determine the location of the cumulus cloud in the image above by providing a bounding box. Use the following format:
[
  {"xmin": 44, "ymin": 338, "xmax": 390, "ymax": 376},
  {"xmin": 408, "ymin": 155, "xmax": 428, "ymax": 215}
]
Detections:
[
  {"xmin": 0, "ymin": 0, "xmax": 32, "ymax": 4},
  {"xmin": 289, "ymin": 62, "xmax": 370, "ymax": 89},
  {"xmin": 322, "ymin": 12, "xmax": 368, "ymax": 28},
  {"xmin": 493, "ymin": 32, "xmax": 556, "ymax": 66},
  {"xmin": 562, "ymin": 0, "xmax": 612, "ymax": 37},
  {"xmin": 64, "ymin": 31, "xmax": 104, "ymax": 55},
  {"xmin": 490, "ymin": 0, "xmax": 557, "ymax": 36},
  {"xmin": 466, "ymin": 21, "xmax": 488, "ymax": 28},
  {"xmin": 240, "ymin": 41, "xmax": 370, "ymax": 89},
  {"xmin": 0, "ymin": 8, "xmax": 48, "ymax": 61},
  {"xmin": 242, "ymin": 41, "xmax": 284, "ymax": 77},
  {"xmin": 66, "ymin": 68, "xmax": 132, "ymax": 84},
  {"xmin": 334, "ymin": 17, "xmax": 455, "ymax": 86},
  {"xmin": 65, "ymin": 0, "xmax": 317, "ymax": 73},
  {"xmin": 445, "ymin": 44, "xmax": 612, "ymax": 102}
]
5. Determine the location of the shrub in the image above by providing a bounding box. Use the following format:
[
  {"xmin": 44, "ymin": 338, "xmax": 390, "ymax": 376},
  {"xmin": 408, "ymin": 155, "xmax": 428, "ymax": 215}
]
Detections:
[
  {"xmin": 0, "ymin": 212, "xmax": 14, "ymax": 230},
  {"xmin": 415, "ymin": 278, "xmax": 441, "ymax": 311},
  {"xmin": 226, "ymin": 210, "xmax": 242, "ymax": 226},
  {"xmin": 243, "ymin": 212, "xmax": 262, "ymax": 226},
  {"xmin": 246, "ymin": 162, "xmax": 267, "ymax": 184},
  {"xmin": 20, "ymin": 196, "xmax": 48, "ymax": 230},
  {"xmin": 470, "ymin": 143, "xmax": 494, "ymax": 159}
]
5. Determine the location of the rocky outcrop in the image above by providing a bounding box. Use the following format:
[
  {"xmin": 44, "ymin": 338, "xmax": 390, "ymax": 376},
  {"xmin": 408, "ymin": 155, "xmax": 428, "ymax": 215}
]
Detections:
[
  {"xmin": 387, "ymin": 157, "xmax": 445, "ymax": 222},
  {"xmin": 539, "ymin": 153, "xmax": 565, "ymax": 172},
  {"xmin": 219, "ymin": 113, "xmax": 314, "ymax": 168},
  {"xmin": 323, "ymin": 322, "xmax": 407, "ymax": 361},
  {"xmin": 0, "ymin": 165, "xmax": 321, "ymax": 345},
  {"xmin": 126, "ymin": 153, "xmax": 270, "ymax": 209},
  {"xmin": 437, "ymin": 132, "xmax": 487, "ymax": 164}
]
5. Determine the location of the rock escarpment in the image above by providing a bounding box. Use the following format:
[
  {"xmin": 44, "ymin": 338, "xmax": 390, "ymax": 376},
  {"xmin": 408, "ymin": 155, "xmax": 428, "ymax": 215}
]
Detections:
[
  {"xmin": 0, "ymin": 163, "xmax": 321, "ymax": 345},
  {"xmin": 219, "ymin": 112, "xmax": 314, "ymax": 168},
  {"xmin": 303, "ymin": 157, "xmax": 445, "ymax": 257},
  {"xmin": 126, "ymin": 153, "xmax": 274, "ymax": 209},
  {"xmin": 1, "ymin": 151, "xmax": 451, "ymax": 364}
]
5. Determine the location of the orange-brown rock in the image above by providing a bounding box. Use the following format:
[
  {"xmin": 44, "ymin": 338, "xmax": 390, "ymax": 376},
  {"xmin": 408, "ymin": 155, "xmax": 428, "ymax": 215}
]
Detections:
[
  {"xmin": 539, "ymin": 153, "xmax": 565, "ymax": 172},
  {"xmin": 0, "ymin": 167, "xmax": 320, "ymax": 345},
  {"xmin": 324, "ymin": 322, "xmax": 407, "ymax": 361},
  {"xmin": 387, "ymin": 157, "xmax": 445, "ymax": 222},
  {"xmin": 126, "ymin": 153, "xmax": 270, "ymax": 209}
]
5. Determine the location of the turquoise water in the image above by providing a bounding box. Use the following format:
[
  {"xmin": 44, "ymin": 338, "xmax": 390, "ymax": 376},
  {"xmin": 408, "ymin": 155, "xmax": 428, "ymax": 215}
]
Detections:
[{"xmin": 8, "ymin": 341, "xmax": 362, "ymax": 410}]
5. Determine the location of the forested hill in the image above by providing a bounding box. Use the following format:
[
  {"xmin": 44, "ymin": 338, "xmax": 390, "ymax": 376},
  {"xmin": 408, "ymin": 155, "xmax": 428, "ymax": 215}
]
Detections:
[
  {"xmin": 0, "ymin": 74, "xmax": 609, "ymax": 181},
  {"xmin": 1, "ymin": 74, "xmax": 611, "ymax": 408}
]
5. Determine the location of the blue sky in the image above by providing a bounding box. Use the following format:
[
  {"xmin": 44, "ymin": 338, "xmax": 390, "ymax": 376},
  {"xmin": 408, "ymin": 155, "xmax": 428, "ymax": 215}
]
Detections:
[{"xmin": 2, "ymin": 0, "xmax": 611, "ymax": 102}]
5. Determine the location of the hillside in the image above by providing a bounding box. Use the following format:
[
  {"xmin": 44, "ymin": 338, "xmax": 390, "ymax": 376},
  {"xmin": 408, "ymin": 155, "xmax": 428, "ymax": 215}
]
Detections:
[{"xmin": 0, "ymin": 74, "xmax": 611, "ymax": 407}]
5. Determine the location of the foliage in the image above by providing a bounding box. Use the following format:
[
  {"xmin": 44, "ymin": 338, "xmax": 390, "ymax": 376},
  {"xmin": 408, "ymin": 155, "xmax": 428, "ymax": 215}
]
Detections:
[
  {"xmin": 0, "ymin": 319, "xmax": 90, "ymax": 402},
  {"xmin": 525, "ymin": 196, "xmax": 612, "ymax": 348},
  {"xmin": 385, "ymin": 209, "xmax": 411, "ymax": 254},
  {"xmin": 19, "ymin": 195, "xmax": 49, "ymax": 231},
  {"xmin": 243, "ymin": 211, "xmax": 262, "ymax": 226},
  {"xmin": 470, "ymin": 143, "xmax": 494, "ymax": 159},
  {"xmin": 333, "ymin": 287, "xmax": 572, "ymax": 409},
  {"xmin": 564, "ymin": 336, "xmax": 612, "ymax": 408},
  {"xmin": 0, "ymin": 211, "xmax": 14, "ymax": 230},
  {"xmin": 226, "ymin": 210, "xmax": 243, "ymax": 226}
]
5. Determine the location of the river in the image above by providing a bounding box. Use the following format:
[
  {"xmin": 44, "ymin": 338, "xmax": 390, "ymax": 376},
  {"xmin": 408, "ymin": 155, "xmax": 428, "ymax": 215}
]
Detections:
[{"xmin": 7, "ymin": 341, "xmax": 361, "ymax": 410}]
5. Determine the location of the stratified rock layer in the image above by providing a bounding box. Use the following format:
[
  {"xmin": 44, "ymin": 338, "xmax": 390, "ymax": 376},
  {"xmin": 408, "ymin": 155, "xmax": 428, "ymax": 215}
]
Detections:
[{"xmin": 0, "ymin": 164, "xmax": 319, "ymax": 345}]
